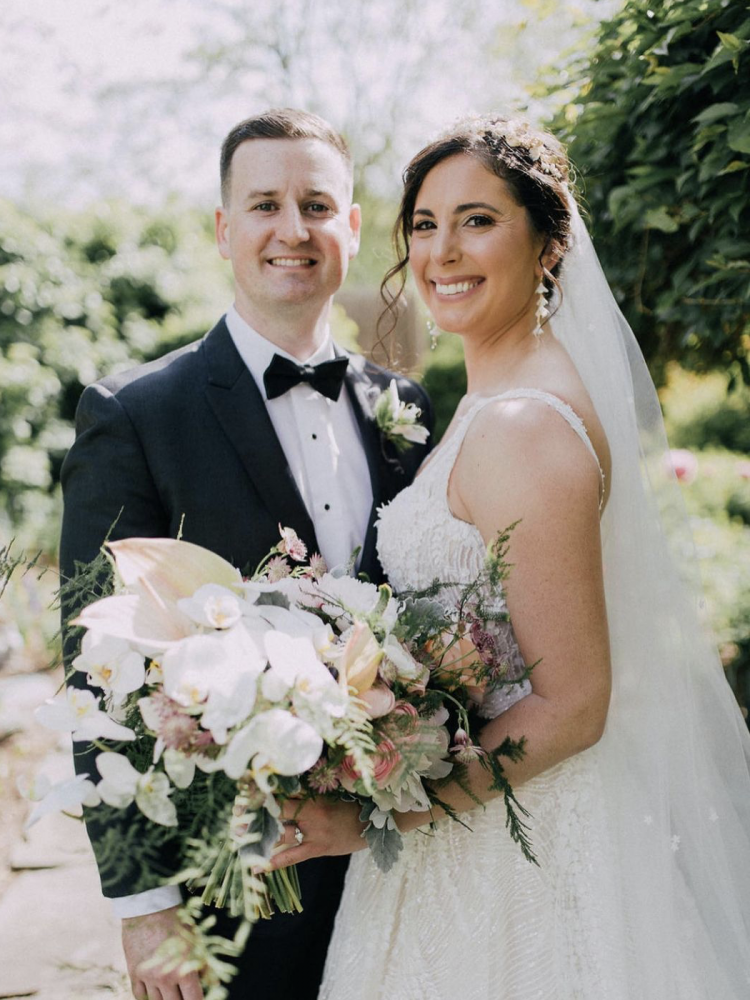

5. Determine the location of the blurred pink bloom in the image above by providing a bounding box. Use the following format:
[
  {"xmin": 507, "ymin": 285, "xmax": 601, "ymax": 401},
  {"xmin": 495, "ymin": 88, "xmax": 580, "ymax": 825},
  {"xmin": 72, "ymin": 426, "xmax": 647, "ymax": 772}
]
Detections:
[
  {"xmin": 305, "ymin": 553, "xmax": 328, "ymax": 580},
  {"xmin": 735, "ymin": 460, "xmax": 750, "ymax": 480},
  {"xmin": 266, "ymin": 556, "xmax": 291, "ymax": 583},
  {"xmin": 307, "ymin": 757, "xmax": 340, "ymax": 794},
  {"xmin": 277, "ymin": 525, "xmax": 307, "ymax": 562},
  {"xmin": 666, "ymin": 449, "xmax": 698, "ymax": 485}
]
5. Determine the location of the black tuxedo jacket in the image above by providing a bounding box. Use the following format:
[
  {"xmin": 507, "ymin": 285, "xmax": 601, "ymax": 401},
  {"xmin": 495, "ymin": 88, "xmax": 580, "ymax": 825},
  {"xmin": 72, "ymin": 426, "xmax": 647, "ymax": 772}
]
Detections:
[{"xmin": 59, "ymin": 316, "xmax": 432, "ymax": 999}]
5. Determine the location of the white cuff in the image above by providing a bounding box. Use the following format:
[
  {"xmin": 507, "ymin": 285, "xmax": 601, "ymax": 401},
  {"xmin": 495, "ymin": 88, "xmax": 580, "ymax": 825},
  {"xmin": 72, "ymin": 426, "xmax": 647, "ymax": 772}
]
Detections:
[{"xmin": 110, "ymin": 885, "xmax": 183, "ymax": 919}]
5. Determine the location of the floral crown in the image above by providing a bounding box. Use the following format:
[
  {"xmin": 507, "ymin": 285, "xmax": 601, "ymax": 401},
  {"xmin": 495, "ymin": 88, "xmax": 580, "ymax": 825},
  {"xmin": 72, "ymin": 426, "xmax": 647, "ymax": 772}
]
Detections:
[{"xmin": 439, "ymin": 114, "xmax": 569, "ymax": 183}]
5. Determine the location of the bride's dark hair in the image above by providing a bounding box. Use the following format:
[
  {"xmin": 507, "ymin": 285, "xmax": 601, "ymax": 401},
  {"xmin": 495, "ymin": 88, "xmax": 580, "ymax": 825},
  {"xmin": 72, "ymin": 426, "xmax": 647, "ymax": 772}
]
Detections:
[{"xmin": 379, "ymin": 115, "xmax": 575, "ymax": 342}]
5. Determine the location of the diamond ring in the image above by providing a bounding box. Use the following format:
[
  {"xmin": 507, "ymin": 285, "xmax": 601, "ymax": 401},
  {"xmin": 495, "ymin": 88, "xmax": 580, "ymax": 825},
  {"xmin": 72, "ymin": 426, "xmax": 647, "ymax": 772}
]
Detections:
[{"xmin": 293, "ymin": 824, "xmax": 305, "ymax": 846}]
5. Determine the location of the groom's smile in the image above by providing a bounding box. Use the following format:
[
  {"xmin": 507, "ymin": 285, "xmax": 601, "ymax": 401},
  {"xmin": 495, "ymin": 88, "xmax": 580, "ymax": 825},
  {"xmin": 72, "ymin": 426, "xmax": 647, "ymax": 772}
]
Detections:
[{"xmin": 215, "ymin": 137, "xmax": 361, "ymax": 332}]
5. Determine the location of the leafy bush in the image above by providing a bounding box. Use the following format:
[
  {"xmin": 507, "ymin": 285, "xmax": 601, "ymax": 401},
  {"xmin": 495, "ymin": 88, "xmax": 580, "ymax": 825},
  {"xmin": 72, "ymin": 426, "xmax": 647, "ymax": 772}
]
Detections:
[
  {"xmin": 0, "ymin": 201, "xmax": 227, "ymax": 549},
  {"xmin": 554, "ymin": 0, "xmax": 750, "ymax": 382}
]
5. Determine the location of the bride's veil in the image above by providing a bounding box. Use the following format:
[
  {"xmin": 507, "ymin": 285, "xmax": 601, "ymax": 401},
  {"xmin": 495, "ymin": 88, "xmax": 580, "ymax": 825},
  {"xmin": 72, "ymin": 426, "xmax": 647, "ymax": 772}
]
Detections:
[{"xmin": 553, "ymin": 202, "xmax": 750, "ymax": 994}]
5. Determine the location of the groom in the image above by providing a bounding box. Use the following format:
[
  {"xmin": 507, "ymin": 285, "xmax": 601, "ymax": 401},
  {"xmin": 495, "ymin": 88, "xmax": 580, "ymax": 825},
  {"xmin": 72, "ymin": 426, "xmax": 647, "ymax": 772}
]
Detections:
[{"xmin": 59, "ymin": 109, "xmax": 432, "ymax": 1000}]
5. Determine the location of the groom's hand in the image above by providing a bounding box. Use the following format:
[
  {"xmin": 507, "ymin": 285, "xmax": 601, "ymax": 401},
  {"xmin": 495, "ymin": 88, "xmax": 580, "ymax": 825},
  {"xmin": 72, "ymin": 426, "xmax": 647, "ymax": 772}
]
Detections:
[
  {"xmin": 122, "ymin": 905, "xmax": 204, "ymax": 1000},
  {"xmin": 268, "ymin": 799, "xmax": 367, "ymax": 871}
]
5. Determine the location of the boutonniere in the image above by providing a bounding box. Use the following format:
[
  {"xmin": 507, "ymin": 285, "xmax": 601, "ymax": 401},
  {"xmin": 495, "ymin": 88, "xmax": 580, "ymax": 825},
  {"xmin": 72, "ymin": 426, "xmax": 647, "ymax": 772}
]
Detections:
[{"xmin": 373, "ymin": 379, "xmax": 430, "ymax": 453}]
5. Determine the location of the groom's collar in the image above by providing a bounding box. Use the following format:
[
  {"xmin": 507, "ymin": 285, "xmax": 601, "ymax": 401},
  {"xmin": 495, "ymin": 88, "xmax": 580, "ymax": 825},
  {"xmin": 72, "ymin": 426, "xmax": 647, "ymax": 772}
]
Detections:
[{"xmin": 225, "ymin": 304, "xmax": 335, "ymax": 400}]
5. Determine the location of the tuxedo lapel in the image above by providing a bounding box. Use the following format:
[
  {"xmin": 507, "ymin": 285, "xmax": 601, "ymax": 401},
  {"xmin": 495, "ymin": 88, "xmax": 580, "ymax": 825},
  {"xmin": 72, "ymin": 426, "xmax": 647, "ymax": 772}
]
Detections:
[
  {"xmin": 341, "ymin": 353, "xmax": 407, "ymax": 580},
  {"xmin": 202, "ymin": 319, "xmax": 320, "ymax": 556}
]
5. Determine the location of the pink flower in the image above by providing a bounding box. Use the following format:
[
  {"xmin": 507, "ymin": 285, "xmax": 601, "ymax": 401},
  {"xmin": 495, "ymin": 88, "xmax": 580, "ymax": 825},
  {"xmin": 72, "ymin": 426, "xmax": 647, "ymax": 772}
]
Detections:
[
  {"xmin": 735, "ymin": 460, "xmax": 750, "ymax": 481},
  {"xmin": 305, "ymin": 553, "xmax": 328, "ymax": 580},
  {"xmin": 339, "ymin": 739, "xmax": 402, "ymax": 792},
  {"xmin": 666, "ymin": 449, "xmax": 698, "ymax": 485},
  {"xmin": 147, "ymin": 692, "xmax": 214, "ymax": 752},
  {"xmin": 306, "ymin": 757, "xmax": 341, "ymax": 794},
  {"xmin": 359, "ymin": 684, "xmax": 396, "ymax": 719},
  {"xmin": 266, "ymin": 556, "xmax": 291, "ymax": 583},
  {"xmin": 277, "ymin": 525, "xmax": 307, "ymax": 562},
  {"xmin": 450, "ymin": 727, "xmax": 486, "ymax": 764}
]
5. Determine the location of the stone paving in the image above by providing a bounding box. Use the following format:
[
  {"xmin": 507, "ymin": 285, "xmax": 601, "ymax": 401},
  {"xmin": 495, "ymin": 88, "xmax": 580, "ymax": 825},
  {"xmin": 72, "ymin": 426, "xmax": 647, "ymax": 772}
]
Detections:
[{"xmin": 0, "ymin": 673, "xmax": 130, "ymax": 1000}]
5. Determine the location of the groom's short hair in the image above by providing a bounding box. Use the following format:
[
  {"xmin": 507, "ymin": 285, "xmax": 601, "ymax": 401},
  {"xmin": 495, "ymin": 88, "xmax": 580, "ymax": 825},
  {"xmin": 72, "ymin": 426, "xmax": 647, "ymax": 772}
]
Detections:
[{"xmin": 220, "ymin": 108, "xmax": 353, "ymax": 205}]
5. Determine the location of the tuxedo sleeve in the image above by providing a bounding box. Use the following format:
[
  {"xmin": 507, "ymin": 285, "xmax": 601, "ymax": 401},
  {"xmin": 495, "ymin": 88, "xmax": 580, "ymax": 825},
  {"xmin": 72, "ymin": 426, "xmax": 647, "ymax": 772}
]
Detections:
[{"xmin": 59, "ymin": 382, "xmax": 178, "ymax": 899}]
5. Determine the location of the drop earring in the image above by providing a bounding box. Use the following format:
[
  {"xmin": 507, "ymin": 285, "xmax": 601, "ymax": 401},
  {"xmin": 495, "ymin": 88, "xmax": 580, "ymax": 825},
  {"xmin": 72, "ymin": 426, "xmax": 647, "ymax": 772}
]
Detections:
[
  {"xmin": 533, "ymin": 280, "xmax": 548, "ymax": 337},
  {"xmin": 426, "ymin": 315, "xmax": 440, "ymax": 350}
]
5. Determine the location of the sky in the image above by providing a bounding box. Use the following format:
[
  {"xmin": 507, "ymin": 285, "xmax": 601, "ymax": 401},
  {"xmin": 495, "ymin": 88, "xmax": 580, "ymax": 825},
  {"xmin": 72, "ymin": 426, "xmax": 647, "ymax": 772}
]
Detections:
[{"xmin": 1, "ymin": 0, "xmax": 621, "ymax": 209}]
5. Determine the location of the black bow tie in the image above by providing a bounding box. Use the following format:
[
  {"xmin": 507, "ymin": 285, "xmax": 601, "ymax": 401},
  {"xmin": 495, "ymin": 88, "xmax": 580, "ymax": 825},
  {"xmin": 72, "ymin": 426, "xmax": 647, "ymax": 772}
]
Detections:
[{"xmin": 263, "ymin": 353, "xmax": 349, "ymax": 402}]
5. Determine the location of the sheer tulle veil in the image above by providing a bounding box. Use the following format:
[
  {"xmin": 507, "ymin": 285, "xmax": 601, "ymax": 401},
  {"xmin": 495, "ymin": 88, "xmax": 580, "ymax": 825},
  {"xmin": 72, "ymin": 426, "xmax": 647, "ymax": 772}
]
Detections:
[{"xmin": 553, "ymin": 201, "xmax": 750, "ymax": 994}]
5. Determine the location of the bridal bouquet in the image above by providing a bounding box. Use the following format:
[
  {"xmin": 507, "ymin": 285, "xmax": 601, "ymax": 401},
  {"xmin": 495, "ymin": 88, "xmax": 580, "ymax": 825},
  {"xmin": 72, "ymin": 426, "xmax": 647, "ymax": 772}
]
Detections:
[{"xmin": 26, "ymin": 526, "xmax": 532, "ymax": 997}]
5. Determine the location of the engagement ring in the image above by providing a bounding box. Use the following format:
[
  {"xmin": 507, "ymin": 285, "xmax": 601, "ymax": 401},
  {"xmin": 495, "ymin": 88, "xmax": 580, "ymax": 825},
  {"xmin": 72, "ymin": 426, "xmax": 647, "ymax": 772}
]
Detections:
[{"xmin": 294, "ymin": 824, "xmax": 305, "ymax": 845}]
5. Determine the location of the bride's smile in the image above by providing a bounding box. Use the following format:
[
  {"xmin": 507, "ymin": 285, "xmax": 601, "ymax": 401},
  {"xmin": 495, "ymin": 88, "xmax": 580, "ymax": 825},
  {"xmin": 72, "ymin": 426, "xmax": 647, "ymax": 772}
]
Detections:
[{"xmin": 409, "ymin": 153, "xmax": 545, "ymax": 344}]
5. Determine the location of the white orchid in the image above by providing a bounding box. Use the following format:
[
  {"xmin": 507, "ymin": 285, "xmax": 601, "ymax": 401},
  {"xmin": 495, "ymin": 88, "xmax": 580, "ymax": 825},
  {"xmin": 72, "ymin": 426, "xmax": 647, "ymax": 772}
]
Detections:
[
  {"xmin": 73, "ymin": 631, "xmax": 146, "ymax": 696},
  {"xmin": 162, "ymin": 748, "xmax": 196, "ymax": 789},
  {"xmin": 17, "ymin": 772, "xmax": 101, "ymax": 829},
  {"xmin": 96, "ymin": 751, "xmax": 178, "ymax": 826},
  {"xmin": 161, "ymin": 626, "xmax": 264, "ymax": 744},
  {"xmin": 35, "ymin": 687, "xmax": 135, "ymax": 742},
  {"xmin": 222, "ymin": 708, "xmax": 323, "ymax": 780},
  {"xmin": 261, "ymin": 632, "xmax": 335, "ymax": 701},
  {"xmin": 177, "ymin": 584, "xmax": 246, "ymax": 630}
]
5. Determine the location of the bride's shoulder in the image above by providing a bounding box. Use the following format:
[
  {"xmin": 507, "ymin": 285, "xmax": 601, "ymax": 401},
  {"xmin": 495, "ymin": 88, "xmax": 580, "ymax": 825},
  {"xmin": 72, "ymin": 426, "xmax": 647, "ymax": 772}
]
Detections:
[{"xmin": 456, "ymin": 387, "xmax": 606, "ymax": 502}]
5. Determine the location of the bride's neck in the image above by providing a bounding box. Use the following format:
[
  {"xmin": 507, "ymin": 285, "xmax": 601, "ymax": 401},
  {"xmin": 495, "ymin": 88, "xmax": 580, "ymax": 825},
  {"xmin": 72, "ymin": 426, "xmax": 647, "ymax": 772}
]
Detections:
[{"xmin": 462, "ymin": 321, "xmax": 544, "ymax": 396}]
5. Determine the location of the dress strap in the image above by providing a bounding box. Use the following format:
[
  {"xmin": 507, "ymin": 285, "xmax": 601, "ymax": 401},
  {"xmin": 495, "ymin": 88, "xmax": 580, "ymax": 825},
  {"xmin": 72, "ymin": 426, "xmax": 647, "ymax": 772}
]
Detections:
[{"xmin": 459, "ymin": 388, "xmax": 606, "ymax": 510}]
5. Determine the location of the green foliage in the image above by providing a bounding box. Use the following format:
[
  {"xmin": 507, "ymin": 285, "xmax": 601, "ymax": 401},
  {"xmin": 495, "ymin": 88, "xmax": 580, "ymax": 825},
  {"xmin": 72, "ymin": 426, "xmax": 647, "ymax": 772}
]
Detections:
[
  {"xmin": 0, "ymin": 200, "xmax": 230, "ymax": 549},
  {"xmin": 553, "ymin": 0, "xmax": 750, "ymax": 382},
  {"xmin": 661, "ymin": 363, "xmax": 750, "ymax": 452},
  {"xmin": 421, "ymin": 333, "xmax": 466, "ymax": 442}
]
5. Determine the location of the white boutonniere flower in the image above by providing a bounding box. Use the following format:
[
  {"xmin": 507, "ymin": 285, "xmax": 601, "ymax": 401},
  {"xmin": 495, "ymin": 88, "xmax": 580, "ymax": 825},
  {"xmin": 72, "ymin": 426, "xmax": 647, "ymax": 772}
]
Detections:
[{"xmin": 373, "ymin": 379, "xmax": 429, "ymax": 452}]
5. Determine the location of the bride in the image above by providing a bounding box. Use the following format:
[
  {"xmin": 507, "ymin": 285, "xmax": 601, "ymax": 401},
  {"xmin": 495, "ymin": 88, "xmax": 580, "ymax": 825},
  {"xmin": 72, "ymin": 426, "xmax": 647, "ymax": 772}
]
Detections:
[{"xmin": 277, "ymin": 115, "xmax": 750, "ymax": 998}]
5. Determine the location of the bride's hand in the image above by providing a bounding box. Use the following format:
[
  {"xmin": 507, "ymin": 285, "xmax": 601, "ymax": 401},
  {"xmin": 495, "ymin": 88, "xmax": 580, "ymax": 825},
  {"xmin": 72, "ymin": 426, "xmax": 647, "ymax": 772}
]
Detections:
[
  {"xmin": 431, "ymin": 630, "xmax": 486, "ymax": 706},
  {"xmin": 267, "ymin": 799, "xmax": 368, "ymax": 871}
]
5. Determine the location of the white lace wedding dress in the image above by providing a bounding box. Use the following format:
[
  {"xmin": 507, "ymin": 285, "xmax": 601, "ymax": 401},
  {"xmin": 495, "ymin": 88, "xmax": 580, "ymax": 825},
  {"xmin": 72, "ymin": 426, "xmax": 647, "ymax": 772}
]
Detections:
[{"xmin": 318, "ymin": 390, "xmax": 706, "ymax": 1000}]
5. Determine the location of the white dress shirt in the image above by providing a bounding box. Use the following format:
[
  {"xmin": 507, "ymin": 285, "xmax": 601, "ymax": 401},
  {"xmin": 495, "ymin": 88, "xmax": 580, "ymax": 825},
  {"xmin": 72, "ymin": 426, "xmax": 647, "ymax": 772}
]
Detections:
[{"xmin": 110, "ymin": 306, "xmax": 374, "ymax": 918}]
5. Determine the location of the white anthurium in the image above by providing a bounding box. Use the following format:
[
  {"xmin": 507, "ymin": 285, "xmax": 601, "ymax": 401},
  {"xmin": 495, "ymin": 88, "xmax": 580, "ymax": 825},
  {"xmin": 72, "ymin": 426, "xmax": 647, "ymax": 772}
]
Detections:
[
  {"xmin": 71, "ymin": 592, "xmax": 194, "ymax": 652},
  {"xmin": 17, "ymin": 772, "xmax": 101, "ymax": 829},
  {"xmin": 163, "ymin": 748, "xmax": 196, "ymax": 789},
  {"xmin": 176, "ymin": 584, "xmax": 248, "ymax": 630},
  {"xmin": 222, "ymin": 708, "xmax": 323, "ymax": 781},
  {"xmin": 35, "ymin": 688, "xmax": 135, "ymax": 743},
  {"xmin": 96, "ymin": 751, "xmax": 178, "ymax": 827},
  {"xmin": 108, "ymin": 537, "xmax": 243, "ymax": 604},
  {"xmin": 73, "ymin": 631, "xmax": 146, "ymax": 695}
]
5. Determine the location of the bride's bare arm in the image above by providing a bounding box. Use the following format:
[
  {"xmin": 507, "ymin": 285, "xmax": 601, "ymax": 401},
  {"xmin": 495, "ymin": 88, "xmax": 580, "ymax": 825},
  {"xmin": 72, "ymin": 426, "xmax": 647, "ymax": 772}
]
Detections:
[{"xmin": 398, "ymin": 398, "xmax": 611, "ymax": 832}]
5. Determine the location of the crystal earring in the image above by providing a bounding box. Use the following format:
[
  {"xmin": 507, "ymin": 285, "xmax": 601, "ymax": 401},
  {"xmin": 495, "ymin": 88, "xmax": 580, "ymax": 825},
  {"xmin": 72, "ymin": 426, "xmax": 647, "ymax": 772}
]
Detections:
[
  {"xmin": 426, "ymin": 315, "xmax": 440, "ymax": 350},
  {"xmin": 533, "ymin": 280, "xmax": 548, "ymax": 337}
]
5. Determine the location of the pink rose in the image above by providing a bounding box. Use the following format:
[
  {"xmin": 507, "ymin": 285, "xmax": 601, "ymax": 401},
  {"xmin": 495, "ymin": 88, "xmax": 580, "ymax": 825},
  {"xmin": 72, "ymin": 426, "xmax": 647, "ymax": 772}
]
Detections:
[
  {"xmin": 338, "ymin": 738, "xmax": 402, "ymax": 791},
  {"xmin": 371, "ymin": 738, "xmax": 401, "ymax": 788}
]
